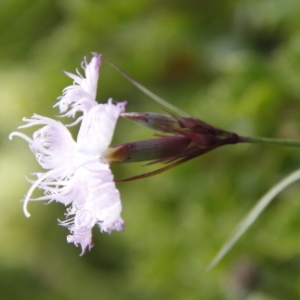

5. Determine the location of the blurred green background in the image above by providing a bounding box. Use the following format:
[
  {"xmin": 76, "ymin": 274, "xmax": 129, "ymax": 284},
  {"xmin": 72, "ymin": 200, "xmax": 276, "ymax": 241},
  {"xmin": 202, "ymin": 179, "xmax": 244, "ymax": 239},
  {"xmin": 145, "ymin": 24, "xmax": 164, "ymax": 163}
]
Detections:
[{"xmin": 1, "ymin": 0, "xmax": 300, "ymax": 299}]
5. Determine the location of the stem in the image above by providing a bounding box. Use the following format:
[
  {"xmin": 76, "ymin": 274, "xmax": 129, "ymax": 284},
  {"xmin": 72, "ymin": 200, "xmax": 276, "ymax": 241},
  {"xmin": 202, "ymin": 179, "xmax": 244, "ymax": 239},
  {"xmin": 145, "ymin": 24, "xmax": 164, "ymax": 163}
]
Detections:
[
  {"xmin": 206, "ymin": 167, "xmax": 300, "ymax": 271},
  {"xmin": 108, "ymin": 61, "xmax": 191, "ymax": 117},
  {"xmin": 240, "ymin": 136, "xmax": 300, "ymax": 148}
]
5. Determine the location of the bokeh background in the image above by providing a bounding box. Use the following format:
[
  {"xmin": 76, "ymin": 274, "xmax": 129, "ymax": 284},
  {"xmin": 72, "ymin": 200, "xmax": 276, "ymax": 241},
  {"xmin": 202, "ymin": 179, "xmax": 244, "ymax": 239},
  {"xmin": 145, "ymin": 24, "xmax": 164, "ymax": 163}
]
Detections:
[{"xmin": 1, "ymin": 0, "xmax": 300, "ymax": 299}]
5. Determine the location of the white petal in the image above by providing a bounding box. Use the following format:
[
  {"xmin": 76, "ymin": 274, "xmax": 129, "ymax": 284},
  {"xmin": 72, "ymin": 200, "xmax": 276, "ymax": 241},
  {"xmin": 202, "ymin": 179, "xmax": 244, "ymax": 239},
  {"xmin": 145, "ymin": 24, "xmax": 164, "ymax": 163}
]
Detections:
[
  {"xmin": 55, "ymin": 53, "xmax": 101, "ymax": 116},
  {"xmin": 21, "ymin": 115, "xmax": 76, "ymax": 169},
  {"xmin": 63, "ymin": 159, "xmax": 124, "ymax": 253},
  {"xmin": 67, "ymin": 227, "xmax": 93, "ymax": 255},
  {"xmin": 77, "ymin": 99, "xmax": 126, "ymax": 155}
]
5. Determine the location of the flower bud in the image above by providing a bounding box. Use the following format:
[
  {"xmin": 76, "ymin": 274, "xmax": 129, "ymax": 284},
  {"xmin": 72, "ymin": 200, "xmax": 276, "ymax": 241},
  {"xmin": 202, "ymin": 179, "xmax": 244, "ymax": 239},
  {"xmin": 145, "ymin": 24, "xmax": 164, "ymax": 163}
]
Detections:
[
  {"xmin": 121, "ymin": 112, "xmax": 177, "ymax": 133},
  {"xmin": 104, "ymin": 136, "xmax": 191, "ymax": 164},
  {"xmin": 110, "ymin": 112, "xmax": 243, "ymax": 180}
]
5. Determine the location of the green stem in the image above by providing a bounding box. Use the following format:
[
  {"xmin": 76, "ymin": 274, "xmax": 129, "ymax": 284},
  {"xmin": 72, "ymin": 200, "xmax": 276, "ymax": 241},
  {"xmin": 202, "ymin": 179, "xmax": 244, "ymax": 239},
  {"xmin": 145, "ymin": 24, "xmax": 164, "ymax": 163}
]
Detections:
[
  {"xmin": 108, "ymin": 61, "xmax": 191, "ymax": 117},
  {"xmin": 240, "ymin": 136, "xmax": 300, "ymax": 148},
  {"xmin": 206, "ymin": 167, "xmax": 300, "ymax": 271}
]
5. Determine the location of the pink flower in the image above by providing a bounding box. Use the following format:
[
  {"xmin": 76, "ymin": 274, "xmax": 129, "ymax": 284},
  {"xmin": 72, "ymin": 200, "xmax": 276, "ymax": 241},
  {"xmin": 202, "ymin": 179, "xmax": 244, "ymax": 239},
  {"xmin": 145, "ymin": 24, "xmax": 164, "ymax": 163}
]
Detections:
[{"xmin": 10, "ymin": 53, "xmax": 126, "ymax": 254}]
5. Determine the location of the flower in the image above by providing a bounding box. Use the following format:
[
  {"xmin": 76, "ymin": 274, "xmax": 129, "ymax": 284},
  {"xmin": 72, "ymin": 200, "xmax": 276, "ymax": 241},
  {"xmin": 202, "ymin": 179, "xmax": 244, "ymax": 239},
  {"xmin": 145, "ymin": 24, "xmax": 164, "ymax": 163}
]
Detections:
[{"xmin": 10, "ymin": 53, "xmax": 126, "ymax": 254}]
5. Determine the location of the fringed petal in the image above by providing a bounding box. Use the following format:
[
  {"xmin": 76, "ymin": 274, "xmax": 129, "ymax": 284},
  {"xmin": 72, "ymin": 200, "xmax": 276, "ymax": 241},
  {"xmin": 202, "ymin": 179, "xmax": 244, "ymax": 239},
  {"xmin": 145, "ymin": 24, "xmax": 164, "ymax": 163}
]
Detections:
[
  {"xmin": 55, "ymin": 53, "xmax": 102, "ymax": 117},
  {"xmin": 61, "ymin": 159, "xmax": 124, "ymax": 253},
  {"xmin": 77, "ymin": 99, "xmax": 126, "ymax": 155},
  {"xmin": 19, "ymin": 114, "xmax": 76, "ymax": 169}
]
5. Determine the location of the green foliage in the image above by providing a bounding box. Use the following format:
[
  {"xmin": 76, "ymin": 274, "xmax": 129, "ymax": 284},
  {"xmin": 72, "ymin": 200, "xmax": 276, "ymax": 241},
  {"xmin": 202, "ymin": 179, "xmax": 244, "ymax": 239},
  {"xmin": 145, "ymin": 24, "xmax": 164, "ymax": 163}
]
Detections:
[{"xmin": 1, "ymin": 0, "xmax": 300, "ymax": 298}]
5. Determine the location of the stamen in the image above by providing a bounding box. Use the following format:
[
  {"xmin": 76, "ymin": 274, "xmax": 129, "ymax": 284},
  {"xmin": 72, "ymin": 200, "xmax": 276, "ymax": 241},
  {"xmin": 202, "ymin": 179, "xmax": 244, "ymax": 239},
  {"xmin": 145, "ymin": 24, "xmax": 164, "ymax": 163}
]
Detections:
[{"xmin": 9, "ymin": 132, "xmax": 34, "ymax": 144}]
